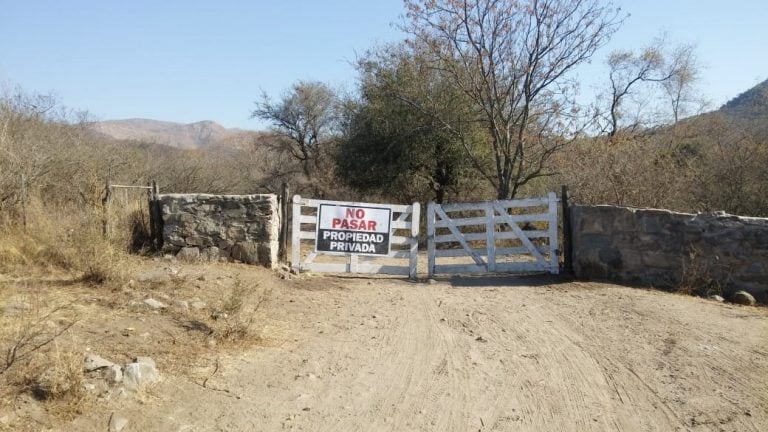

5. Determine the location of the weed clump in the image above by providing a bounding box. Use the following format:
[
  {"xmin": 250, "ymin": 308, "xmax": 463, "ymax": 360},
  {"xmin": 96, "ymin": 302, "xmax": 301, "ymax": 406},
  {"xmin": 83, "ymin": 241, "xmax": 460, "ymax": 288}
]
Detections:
[{"xmin": 210, "ymin": 279, "xmax": 270, "ymax": 344}]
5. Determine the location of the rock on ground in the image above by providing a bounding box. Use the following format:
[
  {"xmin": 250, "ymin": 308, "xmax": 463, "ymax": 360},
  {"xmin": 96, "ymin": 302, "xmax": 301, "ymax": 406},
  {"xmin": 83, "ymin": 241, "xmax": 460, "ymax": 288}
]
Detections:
[
  {"xmin": 143, "ymin": 298, "xmax": 168, "ymax": 310},
  {"xmin": 123, "ymin": 359, "xmax": 159, "ymax": 391},
  {"xmin": 84, "ymin": 354, "xmax": 115, "ymax": 372},
  {"xmin": 108, "ymin": 413, "xmax": 129, "ymax": 432},
  {"xmin": 102, "ymin": 364, "xmax": 123, "ymax": 384},
  {"xmin": 732, "ymin": 290, "xmax": 757, "ymax": 306}
]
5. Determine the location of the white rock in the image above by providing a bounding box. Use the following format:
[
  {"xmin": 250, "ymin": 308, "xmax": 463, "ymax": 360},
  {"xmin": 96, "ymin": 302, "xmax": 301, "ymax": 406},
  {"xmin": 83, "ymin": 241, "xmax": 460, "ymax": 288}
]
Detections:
[
  {"xmin": 143, "ymin": 298, "xmax": 168, "ymax": 309},
  {"xmin": 123, "ymin": 361, "xmax": 159, "ymax": 391},
  {"xmin": 102, "ymin": 364, "xmax": 123, "ymax": 384},
  {"xmin": 108, "ymin": 413, "xmax": 129, "ymax": 432},
  {"xmin": 732, "ymin": 290, "xmax": 756, "ymax": 306},
  {"xmin": 84, "ymin": 354, "xmax": 115, "ymax": 372},
  {"xmin": 174, "ymin": 300, "xmax": 190, "ymax": 311},
  {"xmin": 133, "ymin": 356, "xmax": 156, "ymax": 369},
  {"xmin": 190, "ymin": 300, "xmax": 207, "ymax": 310}
]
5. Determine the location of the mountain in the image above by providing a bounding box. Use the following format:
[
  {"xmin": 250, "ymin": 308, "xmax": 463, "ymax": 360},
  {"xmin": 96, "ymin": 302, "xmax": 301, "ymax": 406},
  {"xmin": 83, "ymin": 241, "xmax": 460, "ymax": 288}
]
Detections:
[
  {"xmin": 90, "ymin": 118, "xmax": 255, "ymax": 149},
  {"xmin": 718, "ymin": 78, "xmax": 768, "ymax": 125}
]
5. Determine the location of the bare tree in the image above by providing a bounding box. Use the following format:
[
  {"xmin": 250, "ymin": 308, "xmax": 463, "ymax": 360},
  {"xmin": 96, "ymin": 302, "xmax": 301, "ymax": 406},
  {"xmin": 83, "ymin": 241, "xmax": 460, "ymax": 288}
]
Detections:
[
  {"xmin": 603, "ymin": 38, "xmax": 701, "ymax": 139},
  {"xmin": 661, "ymin": 43, "xmax": 701, "ymax": 123},
  {"xmin": 403, "ymin": 0, "xmax": 622, "ymax": 199},
  {"xmin": 251, "ymin": 81, "xmax": 338, "ymax": 180}
]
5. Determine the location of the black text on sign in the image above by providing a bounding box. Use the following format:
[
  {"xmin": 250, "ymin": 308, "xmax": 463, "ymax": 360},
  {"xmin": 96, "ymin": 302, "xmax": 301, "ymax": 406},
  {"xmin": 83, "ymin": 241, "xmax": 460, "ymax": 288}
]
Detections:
[{"xmin": 316, "ymin": 204, "xmax": 391, "ymax": 255}]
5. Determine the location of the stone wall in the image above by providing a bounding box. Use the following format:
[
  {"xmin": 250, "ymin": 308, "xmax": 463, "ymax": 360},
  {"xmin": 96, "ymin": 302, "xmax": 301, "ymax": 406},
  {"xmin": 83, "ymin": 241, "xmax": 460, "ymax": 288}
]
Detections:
[
  {"xmin": 571, "ymin": 205, "xmax": 768, "ymax": 303},
  {"xmin": 159, "ymin": 194, "xmax": 279, "ymax": 268}
]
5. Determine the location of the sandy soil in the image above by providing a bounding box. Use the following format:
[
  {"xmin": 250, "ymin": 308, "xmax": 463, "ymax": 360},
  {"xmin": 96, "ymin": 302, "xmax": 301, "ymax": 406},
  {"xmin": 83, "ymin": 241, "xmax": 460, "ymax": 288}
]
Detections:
[{"xmin": 57, "ymin": 263, "xmax": 768, "ymax": 432}]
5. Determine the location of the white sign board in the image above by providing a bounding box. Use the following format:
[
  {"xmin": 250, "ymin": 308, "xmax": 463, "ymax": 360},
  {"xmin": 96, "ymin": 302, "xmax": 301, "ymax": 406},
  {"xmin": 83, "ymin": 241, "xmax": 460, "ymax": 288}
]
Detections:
[{"xmin": 316, "ymin": 204, "xmax": 392, "ymax": 255}]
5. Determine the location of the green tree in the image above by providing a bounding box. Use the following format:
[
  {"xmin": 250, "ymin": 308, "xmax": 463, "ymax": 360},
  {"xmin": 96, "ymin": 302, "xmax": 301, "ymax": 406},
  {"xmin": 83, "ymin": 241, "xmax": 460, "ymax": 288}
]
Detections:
[{"xmin": 338, "ymin": 44, "xmax": 486, "ymax": 203}]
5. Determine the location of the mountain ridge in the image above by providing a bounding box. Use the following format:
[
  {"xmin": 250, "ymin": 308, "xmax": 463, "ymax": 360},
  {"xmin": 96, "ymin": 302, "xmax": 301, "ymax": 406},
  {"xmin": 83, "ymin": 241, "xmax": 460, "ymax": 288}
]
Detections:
[{"xmin": 90, "ymin": 118, "xmax": 257, "ymax": 149}]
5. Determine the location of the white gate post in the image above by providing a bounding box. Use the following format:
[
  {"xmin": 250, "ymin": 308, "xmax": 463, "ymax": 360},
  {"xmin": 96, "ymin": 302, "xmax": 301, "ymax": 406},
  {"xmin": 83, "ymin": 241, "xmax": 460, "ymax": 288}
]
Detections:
[
  {"xmin": 291, "ymin": 195, "xmax": 302, "ymax": 271},
  {"xmin": 548, "ymin": 192, "xmax": 560, "ymax": 274},
  {"xmin": 485, "ymin": 202, "xmax": 496, "ymax": 272},
  {"xmin": 427, "ymin": 202, "xmax": 436, "ymax": 278},
  {"xmin": 409, "ymin": 202, "xmax": 420, "ymax": 280}
]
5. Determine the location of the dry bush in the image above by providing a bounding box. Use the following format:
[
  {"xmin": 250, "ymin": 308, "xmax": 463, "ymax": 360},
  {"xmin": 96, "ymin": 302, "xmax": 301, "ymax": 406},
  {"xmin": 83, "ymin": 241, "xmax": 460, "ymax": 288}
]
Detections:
[
  {"xmin": 0, "ymin": 199, "xmax": 129, "ymax": 285},
  {"xmin": 17, "ymin": 349, "xmax": 88, "ymax": 418},
  {"xmin": 209, "ymin": 279, "xmax": 270, "ymax": 344},
  {"xmin": 0, "ymin": 295, "xmax": 85, "ymax": 419},
  {"xmin": 677, "ymin": 246, "xmax": 725, "ymax": 297},
  {"xmin": 550, "ymin": 116, "xmax": 768, "ymax": 218}
]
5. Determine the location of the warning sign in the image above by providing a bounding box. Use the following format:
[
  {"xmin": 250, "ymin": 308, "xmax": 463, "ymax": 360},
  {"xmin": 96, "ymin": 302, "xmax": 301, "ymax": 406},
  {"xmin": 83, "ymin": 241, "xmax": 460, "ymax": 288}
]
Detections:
[{"xmin": 316, "ymin": 204, "xmax": 392, "ymax": 256}]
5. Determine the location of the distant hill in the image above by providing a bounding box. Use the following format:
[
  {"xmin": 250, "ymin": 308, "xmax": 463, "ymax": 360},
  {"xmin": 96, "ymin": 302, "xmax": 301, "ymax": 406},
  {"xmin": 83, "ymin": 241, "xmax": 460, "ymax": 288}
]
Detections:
[
  {"xmin": 90, "ymin": 118, "xmax": 259, "ymax": 149},
  {"xmin": 718, "ymin": 78, "xmax": 768, "ymax": 125}
]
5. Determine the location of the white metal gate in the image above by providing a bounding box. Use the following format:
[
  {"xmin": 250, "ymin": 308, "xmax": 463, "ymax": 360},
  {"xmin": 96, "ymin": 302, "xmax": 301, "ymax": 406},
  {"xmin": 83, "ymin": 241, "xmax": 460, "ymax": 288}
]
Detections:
[
  {"xmin": 291, "ymin": 195, "xmax": 420, "ymax": 278},
  {"xmin": 427, "ymin": 193, "xmax": 559, "ymax": 276}
]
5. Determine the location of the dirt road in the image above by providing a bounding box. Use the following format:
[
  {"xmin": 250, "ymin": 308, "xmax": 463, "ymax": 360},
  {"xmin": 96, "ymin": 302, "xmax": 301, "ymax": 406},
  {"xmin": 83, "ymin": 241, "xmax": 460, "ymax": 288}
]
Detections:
[{"xmin": 70, "ymin": 271, "xmax": 768, "ymax": 432}]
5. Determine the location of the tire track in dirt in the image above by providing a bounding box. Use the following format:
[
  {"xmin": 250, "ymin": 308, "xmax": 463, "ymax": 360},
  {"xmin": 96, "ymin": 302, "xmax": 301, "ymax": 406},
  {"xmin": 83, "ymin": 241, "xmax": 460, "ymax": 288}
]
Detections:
[
  {"xmin": 470, "ymin": 288, "xmax": 675, "ymax": 431},
  {"xmin": 66, "ymin": 274, "xmax": 768, "ymax": 432}
]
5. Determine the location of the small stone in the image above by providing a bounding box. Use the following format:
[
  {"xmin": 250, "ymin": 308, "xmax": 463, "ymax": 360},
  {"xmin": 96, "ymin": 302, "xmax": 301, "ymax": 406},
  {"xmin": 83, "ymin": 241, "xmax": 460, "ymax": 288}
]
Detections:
[
  {"xmin": 174, "ymin": 300, "xmax": 190, "ymax": 311},
  {"xmin": 197, "ymin": 274, "xmax": 207, "ymax": 281},
  {"xmin": 102, "ymin": 364, "xmax": 123, "ymax": 384},
  {"xmin": 475, "ymin": 336, "xmax": 488, "ymax": 343},
  {"xmin": 731, "ymin": 291, "xmax": 756, "ymax": 306},
  {"xmin": 123, "ymin": 361, "xmax": 159, "ymax": 391},
  {"xmin": 84, "ymin": 354, "xmax": 115, "ymax": 372},
  {"xmin": 108, "ymin": 413, "xmax": 129, "ymax": 432},
  {"xmin": 709, "ymin": 295, "xmax": 725, "ymax": 302},
  {"xmin": 84, "ymin": 379, "xmax": 109, "ymax": 396},
  {"xmin": 143, "ymin": 298, "xmax": 168, "ymax": 310},
  {"xmin": 427, "ymin": 279, "xmax": 437, "ymax": 284},
  {"xmin": 211, "ymin": 310, "xmax": 228, "ymax": 320},
  {"xmin": 190, "ymin": 300, "xmax": 206, "ymax": 310}
]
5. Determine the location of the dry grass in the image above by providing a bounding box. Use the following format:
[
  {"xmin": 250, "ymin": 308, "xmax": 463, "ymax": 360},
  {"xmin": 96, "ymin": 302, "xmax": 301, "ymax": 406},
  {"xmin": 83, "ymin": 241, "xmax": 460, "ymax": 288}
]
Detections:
[
  {"xmin": 676, "ymin": 246, "xmax": 724, "ymax": 297},
  {"xmin": 0, "ymin": 198, "xmax": 132, "ymax": 286},
  {"xmin": 0, "ymin": 292, "xmax": 86, "ymax": 423},
  {"xmin": 210, "ymin": 279, "xmax": 270, "ymax": 344}
]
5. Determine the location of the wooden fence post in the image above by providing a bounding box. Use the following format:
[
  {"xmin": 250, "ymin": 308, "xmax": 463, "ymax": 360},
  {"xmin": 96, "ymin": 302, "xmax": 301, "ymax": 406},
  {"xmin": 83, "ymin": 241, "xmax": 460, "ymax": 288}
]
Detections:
[
  {"xmin": 561, "ymin": 185, "xmax": 573, "ymax": 276},
  {"xmin": 20, "ymin": 174, "xmax": 27, "ymax": 231},
  {"xmin": 102, "ymin": 175, "xmax": 111, "ymax": 237},
  {"xmin": 278, "ymin": 183, "xmax": 289, "ymax": 263},
  {"xmin": 147, "ymin": 180, "xmax": 157, "ymax": 250},
  {"xmin": 151, "ymin": 180, "xmax": 162, "ymax": 250}
]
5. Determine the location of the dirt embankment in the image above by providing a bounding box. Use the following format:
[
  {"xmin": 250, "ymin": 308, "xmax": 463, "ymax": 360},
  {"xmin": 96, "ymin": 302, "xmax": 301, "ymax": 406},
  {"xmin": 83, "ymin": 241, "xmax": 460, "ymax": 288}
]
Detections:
[{"xmin": 54, "ymin": 264, "xmax": 768, "ymax": 432}]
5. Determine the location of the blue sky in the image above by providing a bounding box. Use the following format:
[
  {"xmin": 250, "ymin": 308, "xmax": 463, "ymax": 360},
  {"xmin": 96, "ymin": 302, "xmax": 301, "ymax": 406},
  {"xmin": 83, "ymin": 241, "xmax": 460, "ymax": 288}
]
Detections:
[{"xmin": 1, "ymin": 0, "xmax": 766, "ymax": 129}]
